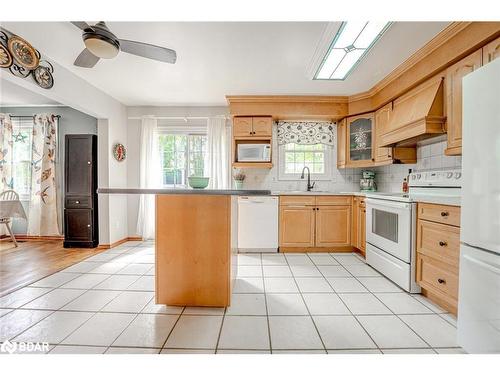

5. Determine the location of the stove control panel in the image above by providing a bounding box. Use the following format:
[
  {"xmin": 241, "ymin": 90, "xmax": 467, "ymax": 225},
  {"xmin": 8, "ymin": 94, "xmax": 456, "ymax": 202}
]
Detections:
[{"xmin": 409, "ymin": 169, "xmax": 462, "ymax": 187}]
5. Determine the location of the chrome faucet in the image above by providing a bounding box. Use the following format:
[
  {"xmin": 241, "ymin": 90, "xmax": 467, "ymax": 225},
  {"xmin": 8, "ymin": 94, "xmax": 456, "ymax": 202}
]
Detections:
[{"xmin": 300, "ymin": 166, "xmax": 315, "ymax": 191}]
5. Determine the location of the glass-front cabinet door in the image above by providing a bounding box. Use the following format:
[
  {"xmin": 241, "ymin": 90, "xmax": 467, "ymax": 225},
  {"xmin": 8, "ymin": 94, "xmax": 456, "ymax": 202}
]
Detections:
[{"xmin": 346, "ymin": 113, "xmax": 374, "ymax": 166}]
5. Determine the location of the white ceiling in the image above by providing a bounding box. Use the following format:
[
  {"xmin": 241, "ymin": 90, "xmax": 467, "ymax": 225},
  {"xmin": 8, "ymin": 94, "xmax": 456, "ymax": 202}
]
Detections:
[
  {"xmin": 2, "ymin": 22, "xmax": 450, "ymax": 106},
  {"xmin": 0, "ymin": 78, "xmax": 61, "ymax": 106}
]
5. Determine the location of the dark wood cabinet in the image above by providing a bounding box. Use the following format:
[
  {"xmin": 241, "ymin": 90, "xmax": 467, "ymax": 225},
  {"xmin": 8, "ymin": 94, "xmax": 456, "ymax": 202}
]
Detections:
[{"xmin": 64, "ymin": 134, "xmax": 98, "ymax": 248}]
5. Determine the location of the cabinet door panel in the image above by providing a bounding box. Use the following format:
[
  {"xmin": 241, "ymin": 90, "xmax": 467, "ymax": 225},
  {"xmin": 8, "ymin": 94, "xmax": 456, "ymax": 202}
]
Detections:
[
  {"xmin": 346, "ymin": 114, "xmax": 374, "ymax": 167},
  {"xmin": 252, "ymin": 117, "xmax": 273, "ymax": 137},
  {"xmin": 374, "ymin": 103, "xmax": 393, "ymax": 163},
  {"xmin": 233, "ymin": 117, "xmax": 253, "ymax": 137},
  {"xmin": 315, "ymin": 205, "xmax": 351, "ymax": 247},
  {"xmin": 351, "ymin": 197, "xmax": 359, "ymax": 248},
  {"xmin": 279, "ymin": 206, "xmax": 315, "ymax": 247},
  {"xmin": 65, "ymin": 136, "xmax": 93, "ymax": 196},
  {"xmin": 359, "ymin": 205, "xmax": 366, "ymax": 255},
  {"xmin": 482, "ymin": 36, "xmax": 500, "ymax": 65},
  {"xmin": 337, "ymin": 119, "xmax": 347, "ymax": 168},
  {"xmin": 445, "ymin": 50, "xmax": 482, "ymax": 155},
  {"xmin": 65, "ymin": 209, "xmax": 92, "ymax": 242}
]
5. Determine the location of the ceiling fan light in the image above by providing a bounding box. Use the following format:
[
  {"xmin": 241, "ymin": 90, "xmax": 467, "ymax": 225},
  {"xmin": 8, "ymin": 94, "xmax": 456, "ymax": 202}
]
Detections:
[{"xmin": 84, "ymin": 37, "xmax": 119, "ymax": 59}]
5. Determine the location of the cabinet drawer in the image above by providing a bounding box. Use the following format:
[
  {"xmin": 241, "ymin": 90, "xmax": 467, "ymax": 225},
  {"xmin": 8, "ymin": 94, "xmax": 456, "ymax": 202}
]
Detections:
[
  {"xmin": 252, "ymin": 117, "xmax": 273, "ymax": 137},
  {"xmin": 316, "ymin": 196, "xmax": 352, "ymax": 206},
  {"xmin": 280, "ymin": 196, "xmax": 316, "ymax": 206},
  {"xmin": 416, "ymin": 254, "xmax": 458, "ymax": 304},
  {"xmin": 417, "ymin": 220, "xmax": 460, "ymax": 266},
  {"xmin": 65, "ymin": 196, "xmax": 92, "ymax": 209},
  {"xmin": 418, "ymin": 203, "xmax": 461, "ymax": 227}
]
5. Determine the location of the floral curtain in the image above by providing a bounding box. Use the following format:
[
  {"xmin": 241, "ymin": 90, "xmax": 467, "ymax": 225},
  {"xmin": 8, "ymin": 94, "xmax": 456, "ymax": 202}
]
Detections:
[
  {"xmin": 27, "ymin": 114, "xmax": 60, "ymax": 236},
  {"xmin": 0, "ymin": 113, "xmax": 13, "ymax": 191},
  {"xmin": 277, "ymin": 121, "xmax": 335, "ymax": 146}
]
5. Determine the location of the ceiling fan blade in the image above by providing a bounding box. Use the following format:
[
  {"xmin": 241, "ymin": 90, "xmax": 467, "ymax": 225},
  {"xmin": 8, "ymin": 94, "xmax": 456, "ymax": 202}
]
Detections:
[
  {"xmin": 118, "ymin": 39, "xmax": 177, "ymax": 64},
  {"xmin": 74, "ymin": 48, "xmax": 100, "ymax": 68},
  {"xmin": 71, "ymin": 21, "xmax": 93, "ymax": 31}
]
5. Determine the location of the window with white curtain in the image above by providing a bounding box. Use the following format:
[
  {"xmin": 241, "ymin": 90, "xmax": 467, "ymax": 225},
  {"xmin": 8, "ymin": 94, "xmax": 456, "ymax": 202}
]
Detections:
[
  {"xmin": 158, "ymin": 133, "xmax": 207, "ymax": 188},
  {"xmin": 11, "ymin": 118, "xmax": 33, "ymax": 199}
]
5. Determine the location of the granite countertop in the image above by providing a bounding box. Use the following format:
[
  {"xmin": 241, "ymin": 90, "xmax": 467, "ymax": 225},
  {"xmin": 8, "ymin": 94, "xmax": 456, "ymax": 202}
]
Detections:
[{"xmin": 97, "ymin": 188, "xmax": 271, "ymax": 196}]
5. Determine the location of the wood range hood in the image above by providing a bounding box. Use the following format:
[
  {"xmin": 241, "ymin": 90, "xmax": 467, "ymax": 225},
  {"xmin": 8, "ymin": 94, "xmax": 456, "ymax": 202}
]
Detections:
[{"xmin": 379, "ymin": 76, "xmax": 447, "ymax": 147}]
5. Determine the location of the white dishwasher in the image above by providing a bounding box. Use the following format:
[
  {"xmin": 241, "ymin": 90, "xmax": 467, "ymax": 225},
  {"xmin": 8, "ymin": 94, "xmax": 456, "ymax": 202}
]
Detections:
[{"xmin": 237, "ymin": 196, "xmax": 278, "ymax": 253}]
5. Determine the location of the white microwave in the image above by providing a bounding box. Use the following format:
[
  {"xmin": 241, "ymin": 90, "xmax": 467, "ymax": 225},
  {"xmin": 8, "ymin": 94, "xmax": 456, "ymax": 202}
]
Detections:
[{"xmin": 237, "ymin": 143, "xmax": 271, "ymax": 162}]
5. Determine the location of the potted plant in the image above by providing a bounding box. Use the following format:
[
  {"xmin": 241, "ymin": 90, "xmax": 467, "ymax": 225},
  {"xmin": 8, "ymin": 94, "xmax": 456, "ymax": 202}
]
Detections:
[{"xmin": 233, "ymin": 170, "xmax": 245, "ymax": 189}]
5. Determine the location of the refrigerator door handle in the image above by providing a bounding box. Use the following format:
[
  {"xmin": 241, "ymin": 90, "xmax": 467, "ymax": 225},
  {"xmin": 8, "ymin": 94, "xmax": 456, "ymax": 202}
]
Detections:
[{"xmin": 463, "ymin": 254, "xmax": 500, "ymax": 275}]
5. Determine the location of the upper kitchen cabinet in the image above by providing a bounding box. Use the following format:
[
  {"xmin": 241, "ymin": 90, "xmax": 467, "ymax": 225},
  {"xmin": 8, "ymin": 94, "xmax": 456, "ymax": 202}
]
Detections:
[
  {"xmin": 374, "ymin": 104, "xmax": 393, "ymax": 164},
  {"xmin": 233, "ymin": 116, "xmax": 273, "ymax": 137},
  {"xmin": 444, "ymin": 50, "xmax": 482, "ymax": 156},
  {"xmin": 336, "ymin": 118, "xmax": 347, "ymax": 168},
  {"xmin": 482, "ymin": 36, "xmax": 500, "ymax": 65},
  {"xmin": 374, "ymin": 103, "xmax": 417, "ymax": 165},
  {"xmin": 346, "ymin": 113, "xmax": 374, "ymax": 168},
  {"xmin": 232, "ymin": 116, "xmax": 273, "ymax": 168},
  {"xmin": 379, "ymin": 76, "xmax": 446, "ymax": 148}
]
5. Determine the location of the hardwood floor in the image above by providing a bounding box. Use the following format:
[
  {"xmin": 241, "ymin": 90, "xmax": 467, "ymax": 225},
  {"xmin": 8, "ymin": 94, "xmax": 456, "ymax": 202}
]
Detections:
[{"xmin": 0, "ymin": 240, "xmax": 106, "ymax": 296}]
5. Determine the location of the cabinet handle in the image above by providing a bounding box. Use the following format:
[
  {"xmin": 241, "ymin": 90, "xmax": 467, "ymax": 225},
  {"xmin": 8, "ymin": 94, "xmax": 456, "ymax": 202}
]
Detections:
[
  {"xmin": 87, "ymin": 161, "xmax": 91, "ymax": 165},
  {"xmin": 437, "ymin": 278, "xmax": 446, "ymax": 284},
  {"xmin": 316, "ymin": 207, "xmax": 320, "ymax": 211},
  {"xmin": 371, "ymin": 158, "xmax": 375, "ymax": 161},
  {"xmin": 87, "ymin": 224, "xmax": 91, "ymax": 228},
  {"xmin": 439, "ymin": 241, "xmax": 447, "ymax": 247},
  {"xmin": 440, "ymin": 211, "xmax": 449, "ymax": 217},
  {"xmin": 75, "ymin": 200, "xmax": 80, "ymax": 204}
]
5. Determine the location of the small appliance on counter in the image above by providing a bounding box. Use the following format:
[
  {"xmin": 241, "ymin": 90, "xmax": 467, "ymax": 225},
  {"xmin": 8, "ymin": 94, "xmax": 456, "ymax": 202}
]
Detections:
[{"xmin": 360, "ymin": 170, "xmax": 377, "ymax": 192}]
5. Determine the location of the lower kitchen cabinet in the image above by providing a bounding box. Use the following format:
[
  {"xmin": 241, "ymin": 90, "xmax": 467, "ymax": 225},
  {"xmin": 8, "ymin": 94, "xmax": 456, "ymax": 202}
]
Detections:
[
  {"xmin": 315, "ymin": 205, "xmax": 351, "ymax": 247},
  {"xmin": 416, "ymin": 202, "xmax": 461, "ymax": 315},
  {"xmin": 358, "ymin": 201, "xmax": 366, "ymax": 255},
  {"xmin": 279, "ymin": 196, "xmax": 352, "ymax": 251},
  {"xmin": 279, "ymin": 205, "xmax": 315, "ymax": 247},
  {"xmin": 351, "ymin": 196, "xmax": 366, "ymax": 256}
]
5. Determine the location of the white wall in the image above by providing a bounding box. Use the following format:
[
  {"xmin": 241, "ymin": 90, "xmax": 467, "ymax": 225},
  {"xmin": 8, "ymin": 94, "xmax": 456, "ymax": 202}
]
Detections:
[
  {"xmin": 1, "ymin": 23, "xmax": 128, "ymax": 245},
  {"xmin": 126, "ymin": 106, "xmax": 229, "ymax": 236}
]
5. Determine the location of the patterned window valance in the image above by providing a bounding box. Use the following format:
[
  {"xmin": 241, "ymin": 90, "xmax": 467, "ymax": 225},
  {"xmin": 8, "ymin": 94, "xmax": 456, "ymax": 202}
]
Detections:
[{"xmin": 277, "ymin": 121, "xmax": 335, "ymax": 146}]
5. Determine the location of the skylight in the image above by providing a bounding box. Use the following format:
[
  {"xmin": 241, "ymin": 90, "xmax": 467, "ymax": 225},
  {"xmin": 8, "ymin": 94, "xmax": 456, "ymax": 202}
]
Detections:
[{"xmin": 314, "ymin": 22, "xmax": 391, "ymax": 80}]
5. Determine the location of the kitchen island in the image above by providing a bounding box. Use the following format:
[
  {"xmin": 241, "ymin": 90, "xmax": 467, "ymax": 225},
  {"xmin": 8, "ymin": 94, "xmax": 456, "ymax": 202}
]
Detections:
[{"xmin": 98, "ymin": 188, "xmax": 270, "ymax": 307}]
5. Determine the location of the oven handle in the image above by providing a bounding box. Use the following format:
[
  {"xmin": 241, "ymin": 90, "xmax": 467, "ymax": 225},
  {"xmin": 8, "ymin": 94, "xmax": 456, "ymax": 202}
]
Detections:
[{"xmin": 365, "ymin": 198, "xmax": 412, "ymax": 210}]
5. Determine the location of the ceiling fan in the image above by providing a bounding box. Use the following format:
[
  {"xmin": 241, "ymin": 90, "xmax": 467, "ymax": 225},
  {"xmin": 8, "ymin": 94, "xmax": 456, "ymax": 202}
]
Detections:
[{"xmin": 71, "ymin": 21, "xmax": 177, "ymax": 68}]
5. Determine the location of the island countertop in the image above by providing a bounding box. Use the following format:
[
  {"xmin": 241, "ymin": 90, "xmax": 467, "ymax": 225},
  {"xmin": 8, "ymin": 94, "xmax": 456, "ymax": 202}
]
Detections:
[{"xmin": 97, "ymin": 188, "xmax": 271, "ymax": 195}]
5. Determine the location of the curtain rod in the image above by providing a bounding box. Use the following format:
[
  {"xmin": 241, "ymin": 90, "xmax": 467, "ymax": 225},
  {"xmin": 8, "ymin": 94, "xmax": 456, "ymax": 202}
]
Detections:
[
  {"xmin": 10, "ymin": 115, "xmax": 61, "ymax": 119},
  {"xmin": 127, "ymin": 115, "xmax": 228, "ymax": 120}
]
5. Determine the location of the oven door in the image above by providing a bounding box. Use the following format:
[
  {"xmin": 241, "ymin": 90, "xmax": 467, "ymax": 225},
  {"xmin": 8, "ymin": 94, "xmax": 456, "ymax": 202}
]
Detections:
[{"xmin": 366, "ymin": 198, "xmax": 413, "ymax": 263}]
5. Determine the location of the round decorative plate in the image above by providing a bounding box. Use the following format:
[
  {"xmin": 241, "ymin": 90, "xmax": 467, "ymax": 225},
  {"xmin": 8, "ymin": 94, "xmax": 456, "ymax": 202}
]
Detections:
[
  {"xmin": 8, "ymin": 35, "xmax": 39, "ymax": 70},
  {"xmin": 32, "ymin": 65, "xmax": 54, "ymax": 89},
  {"xmin": 0, "ymin": 44, "xmax": 13, "ymax": 68},
  {"xmin": 113, "ymin": 143, "xmax": 126, "ymax": 162}
]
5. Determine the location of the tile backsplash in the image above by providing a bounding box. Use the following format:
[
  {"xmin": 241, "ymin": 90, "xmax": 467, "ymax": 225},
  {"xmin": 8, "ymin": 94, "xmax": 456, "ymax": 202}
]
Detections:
[{"xmin": 236, "ymin": 127, "xmax": 461, "ymax": 194}]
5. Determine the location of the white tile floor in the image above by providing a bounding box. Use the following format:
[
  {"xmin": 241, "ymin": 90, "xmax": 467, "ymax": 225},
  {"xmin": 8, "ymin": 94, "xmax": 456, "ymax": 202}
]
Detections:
[{"xmin": 0, "ymin": 241, "xmax": 465, "ymax": 354}]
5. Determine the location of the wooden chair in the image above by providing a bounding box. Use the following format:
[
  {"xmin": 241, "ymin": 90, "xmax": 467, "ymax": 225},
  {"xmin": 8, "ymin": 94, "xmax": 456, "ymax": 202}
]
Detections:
[{"xmin": 1, "ymin": 190, "xmax": 20, "ymax": 247}]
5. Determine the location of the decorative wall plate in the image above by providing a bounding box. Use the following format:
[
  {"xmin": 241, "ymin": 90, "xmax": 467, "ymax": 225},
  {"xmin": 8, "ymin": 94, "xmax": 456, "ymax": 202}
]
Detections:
[
  {"xmin": 0, "ymin": 44, "xmax": 13, "ymax": 68},
  {"xmin": 33, "ymin": 65, "xmax": 54, "ymax": 89},
  {"xmin": 113, "ymin": 143, "xmax": 126, "ymax": 162},
  {"xmin": 8, "ymin": 35, "xmax": 39, "ymax": 70}
]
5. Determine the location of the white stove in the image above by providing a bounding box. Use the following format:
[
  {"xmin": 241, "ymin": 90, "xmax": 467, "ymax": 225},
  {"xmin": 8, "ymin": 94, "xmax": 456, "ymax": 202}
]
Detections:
[{"xmin": 365, "ymin": 169, "xmax": 462, "ymax": 293}]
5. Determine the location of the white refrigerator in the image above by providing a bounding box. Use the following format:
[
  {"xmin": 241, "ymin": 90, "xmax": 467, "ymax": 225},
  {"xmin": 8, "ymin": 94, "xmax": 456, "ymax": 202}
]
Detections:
[{"xmin": 457, "ymin": 58, "xmax": 500, "ymax": 353}]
